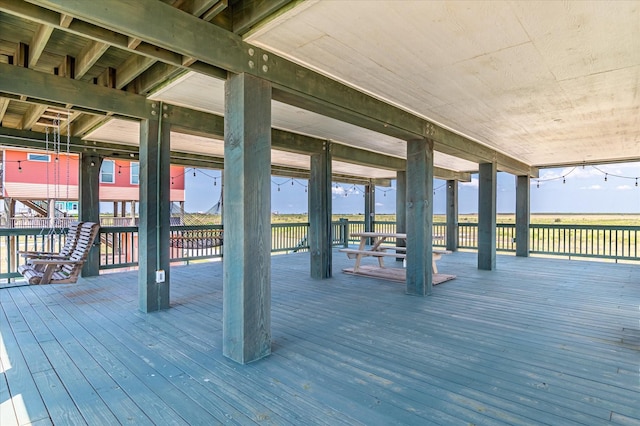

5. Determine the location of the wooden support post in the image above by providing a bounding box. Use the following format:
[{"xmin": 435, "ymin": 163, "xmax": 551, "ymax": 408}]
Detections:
[
  {"xmin": 6, "ymin": 198, "xmax": 16, "ymax": 282},
  {"xmin": 478, "ymin": 162, "xmax": 497, "ymax": 270},
  {"xmin": 79, "ymin": 154, "xmax": 102, "ymax": 277},
  {"xmin": 364, "ymin": 183, "xmax": 375, "ymax": 244},
  {"xmin": 516, "ymin": 175, "xmax": 530, "ymax": 257},
  {"xmin": 446, "ymin": 179, "xmax": 458, "ymax": 252},
  {"xmin": 120, "ymin": 201, "xmax": 126, "ymax": 217},
  {"xmin": 130, "ymin": 200, "xmax": 136, "ymax": 225},
  {"xmin": 223, "ymin": 73, "xmax": 271, "ymax": 364},
  {"xmin": 47, "ymin": 198, "xmax": 55, "ymax": 231},
  {"xmin": 395, "ymin": 171, "xmax": 406, "ymax": 260},
  {"xmin": 138, "ymin": 115, "xmax": 171, "ymax": 312},
  {"xmin": 309, "ymin": 141, "xmax": 332, "ymax": 279},
  {"xmin": 405, "ymin": 138, "xmax": 433, "ymax": 296}
]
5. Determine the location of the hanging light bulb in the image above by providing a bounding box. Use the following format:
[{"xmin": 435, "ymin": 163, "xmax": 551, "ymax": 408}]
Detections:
[
  {"xmin": 604, "ymin": 173, "xmax": 608, "ymax": 182},
  {"xmin": 277, "ymin": 186, "xmax": 280, "ymax": 192},
  {"xmin": 193, "ymin": 169, "xmax": 196, "ymax": 177},
  {"xmin": 304, "ymin": 186, "xmax": 307, "ymax": 193},
  {"xmin": 536, "ymin": 181, "xmax": 539, "ymax": 188},
  {"xmin": 118, "ymin": 165, "xmax": 122, "ymax": 174},
  {"xmin": 214, "ymin": 178, "xmax": 217, "ymax": 186},
  {"xmin": 563, "ymin": 176, "xmax": 566, "ymax": 184},
  {"xmin": 17, "ymin": 160, "xmax": 22, "ymax": 172},
  {"xmin": 636, "ymin": 178, "xmax": 638, "ymax": 187},
  {"xmin": 171, "ymin": 177, "xmax": 174, "ymax": 185},
  {"xmin": 291, "ymin": 179, "xmax": 294, "ymax": 186}
]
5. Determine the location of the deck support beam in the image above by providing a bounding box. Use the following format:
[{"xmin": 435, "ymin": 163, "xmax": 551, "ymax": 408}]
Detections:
[
  {"xmin": 223, "ymin": 73, "xmax": 271, "ymax": 364},
  {"xmin": 138, "ymin": 115, "xmax": 171, "ymax": 312},
  {"xmin": 516, "ymin": 175, "xmax": 530, "ymax": 257},
  {"xmin": 79, "ymin": 154, "xmax": 101, "ymax": 277},
  {"xmin": 446, "ymin": 180, "xmax": 458, "ymax": 252},
  {"xmin": 478, "ymin": 162, "xmax": 497, "ymax": 270},
  {"xmin": 364, "ymin": 183, "xmax": 375, "ymax": 243},
  {"xmin": 395, "ymin": 171, "xmax": 406, "ymax": 260},
  {"xmin": 405, "ymin": 138, "xmax": 433, "ymax": 296},
  {"xmin": 309, "ymin": 141, "xmax": 332, "ymax": 279}
]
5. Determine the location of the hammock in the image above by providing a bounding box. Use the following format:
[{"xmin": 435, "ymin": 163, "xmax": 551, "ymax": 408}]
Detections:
[{"xmin": 170, "ymin": 230, "xmax": 223, "ymax": 249}]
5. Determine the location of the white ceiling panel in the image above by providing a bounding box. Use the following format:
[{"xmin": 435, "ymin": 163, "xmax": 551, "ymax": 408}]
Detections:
[{"xmin": 247, "ymin": 0, "xmax": 640, "ymax": 168}]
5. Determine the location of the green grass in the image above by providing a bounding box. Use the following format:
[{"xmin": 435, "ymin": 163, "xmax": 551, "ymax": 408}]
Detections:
[{"xmin": 157, "ymin": 212, "xmax": 640, "ymax": 226}]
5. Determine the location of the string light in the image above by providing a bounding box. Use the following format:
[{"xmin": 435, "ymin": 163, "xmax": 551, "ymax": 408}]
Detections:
[{"xmin": 533, "ymin": 165, "xmax": 639, "ymax": 189}]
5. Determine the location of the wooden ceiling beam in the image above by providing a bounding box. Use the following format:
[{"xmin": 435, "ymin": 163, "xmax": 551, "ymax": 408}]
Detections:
[
  {"xmin": 19, "ymin": 104, "xmax": 48, "ymax": 130},
  {"xmin": 0, "ymin": 97, "xmax": 10, "ymax": 124},
  {"xmin": 0, "ymin": 62, "xmax": 152, "ymax": 119},
  {"xmin": 29, "ymin": 24, "xmax": 54, "ymax": 67},
  {"xmin": 75, "ymin": 40, "xmax": 109, "ymax": 79},
  {"xmin": 231, "ymin": 0, "xmax": 300, "ymax": 35},
  {"xmin": 201, "ymin": 0, "xmax": 228, "ymax": 22}
]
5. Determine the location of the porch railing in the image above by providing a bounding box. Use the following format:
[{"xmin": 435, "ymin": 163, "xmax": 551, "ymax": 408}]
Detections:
[{"xmin": 1, "ymin": 220, "xmax": 638, "ymax": 281}]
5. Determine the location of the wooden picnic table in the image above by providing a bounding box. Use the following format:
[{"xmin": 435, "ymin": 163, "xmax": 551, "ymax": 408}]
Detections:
[{"xmin": 339, "ymin": 231, "xmax": 450, "ymax": 274}]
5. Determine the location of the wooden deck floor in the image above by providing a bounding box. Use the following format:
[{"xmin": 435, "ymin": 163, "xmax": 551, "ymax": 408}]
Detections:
[{"xmin": 1, "ymin": 251, "xmax": 638, "ymax": 425}]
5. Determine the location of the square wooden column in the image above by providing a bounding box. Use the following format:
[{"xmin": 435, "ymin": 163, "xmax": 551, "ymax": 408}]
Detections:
[
  {"xmin": 223, "ymin": 73, "xmax": 272, "ymax": 364},
  {"xmin": 79, "ymin": 154, "xmax": 102, "ymax": 277},
  {"xmin": 364, "ymin": 183, "xmax": 375, "ymax": 234},
  {"xmin": 138, "ymin": 116, "xmax": 171, "ymax": 312},
  {"xmin": 446, "ymin": 180, "xmax": 458, "ymax": 251},
  {"xmin": 478, "ymin": 162, "xmax": 497, "ymax": 270},
  {"xmin": 395, "ymin": 171, "xmax": 406, "ymax": 258},
  {"xmin": 406, "ymin": 138, "xmax": 433, "ymax": 296},
  {"xmin": 516, "ymin": 175, "xmax": 531, "ymax": 257},
  {"xmin": 309, "ymin": 141, "xmax": 332, "ymax": 279}
]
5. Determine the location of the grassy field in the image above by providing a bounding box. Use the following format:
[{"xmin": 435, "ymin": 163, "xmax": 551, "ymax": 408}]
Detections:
[
  {"xmin": 180, "ymin": 213, "xmax": 640, "ymax": 226},
  {"xmin": 269, "ymin": 213, "xmax": 640, "ymax": 226}
]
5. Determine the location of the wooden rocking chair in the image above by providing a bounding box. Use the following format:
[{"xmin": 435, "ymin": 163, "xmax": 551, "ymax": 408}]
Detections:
[{"xmin": 19, "ymin": 222, "xmax": 100, "ymax": 285}]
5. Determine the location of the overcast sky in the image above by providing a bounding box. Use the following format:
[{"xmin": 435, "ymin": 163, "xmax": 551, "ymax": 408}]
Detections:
[{"xmin": 184, "ymin": 162, "xmax": 640, "ymax": 215}]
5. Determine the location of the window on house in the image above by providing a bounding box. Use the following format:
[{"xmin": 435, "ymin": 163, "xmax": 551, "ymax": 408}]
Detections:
[
  {"xmin": 100, "ymin": 160, "xmax": 115, "ymax": 183},
  {"xmin": 131, "ymin": 162, "xmax": 139, "ymax": 185},
  {"xmin": 27, "ymin": 153, "xmax": 51, "ymax": 162}
]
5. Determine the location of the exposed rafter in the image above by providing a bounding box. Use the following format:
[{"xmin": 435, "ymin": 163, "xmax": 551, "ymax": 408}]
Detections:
[
  {"xmin": 75, "ymin": 40, "xmax": 109, "ymax": 79},
  {"xmin": 28, "ymin": 23, "xmax": 54, "ymax": 67}
]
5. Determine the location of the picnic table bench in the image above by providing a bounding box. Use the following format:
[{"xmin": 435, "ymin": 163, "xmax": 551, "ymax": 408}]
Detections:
[{"xmin": 339, "ymin": 232, "xmax": 451, "ymax": 273}]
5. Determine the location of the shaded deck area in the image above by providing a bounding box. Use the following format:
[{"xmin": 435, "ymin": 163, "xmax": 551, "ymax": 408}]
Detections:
[{"xmin": 1, "ymin": 251, "xmax": 639, "ymax": 425}]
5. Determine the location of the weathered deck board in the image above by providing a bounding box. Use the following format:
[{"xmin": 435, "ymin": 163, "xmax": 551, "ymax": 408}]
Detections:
[{"xmin": 1, "ymin": 251, "xmax": 638, "ymax": 425}]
